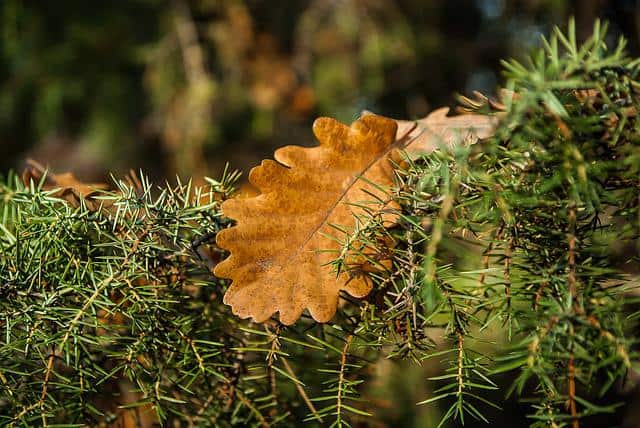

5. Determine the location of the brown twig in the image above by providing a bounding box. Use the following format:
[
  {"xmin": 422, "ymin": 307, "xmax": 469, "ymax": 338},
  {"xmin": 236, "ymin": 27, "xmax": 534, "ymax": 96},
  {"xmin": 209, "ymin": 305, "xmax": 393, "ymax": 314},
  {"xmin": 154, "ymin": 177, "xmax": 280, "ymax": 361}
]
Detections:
[
  {"xmin": 533, "ymin": 280, "xmax": 548, "ymax": 311},
  {"xmin": 235, "ymin": 389, "xmax": 270, "ymax": 428},
  {"xmin": 281, "ymin": 357, "xmax": 323, "ymax": 423},
  {"xmin": 456, "ymin": 332, "xmax": 465, "ymax": 397},
  {"xmin": 337, "ymin": 335, "xmax": 354, "ymax": 422},
  {"xmin": 568, "ymin": 204, "xmax": 578, "ymax": 303},
  {"xmin": 568, "ymin": 354, "xmax": 579, "ymax": 428}
]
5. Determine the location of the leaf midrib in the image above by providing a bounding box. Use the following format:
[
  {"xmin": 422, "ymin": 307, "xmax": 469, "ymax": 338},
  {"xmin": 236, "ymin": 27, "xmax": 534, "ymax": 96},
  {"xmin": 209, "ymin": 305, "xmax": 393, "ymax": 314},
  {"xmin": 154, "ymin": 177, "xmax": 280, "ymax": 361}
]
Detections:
[{"xmin": 285, "ymin": 123, "xmax": 420, "ymax": 268}]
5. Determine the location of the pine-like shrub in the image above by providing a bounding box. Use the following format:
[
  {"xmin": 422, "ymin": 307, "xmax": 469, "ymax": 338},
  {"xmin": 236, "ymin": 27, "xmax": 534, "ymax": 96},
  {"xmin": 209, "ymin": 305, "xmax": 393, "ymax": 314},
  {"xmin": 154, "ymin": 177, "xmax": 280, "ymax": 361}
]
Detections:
[{"xmin": 1, "ymin": 20, "xmax": 638, "ymax": 428}]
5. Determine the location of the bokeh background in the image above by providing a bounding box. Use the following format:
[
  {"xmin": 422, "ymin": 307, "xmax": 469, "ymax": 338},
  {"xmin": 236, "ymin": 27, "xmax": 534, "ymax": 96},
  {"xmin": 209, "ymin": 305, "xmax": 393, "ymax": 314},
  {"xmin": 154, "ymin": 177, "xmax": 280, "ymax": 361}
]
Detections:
[
  {"xmin": 2, "ymin": 0, "xmax": 640, "ymax": 182},
  {"xmin": 2, "ymin": 1, "xmax": 640, "ymax": 427}
]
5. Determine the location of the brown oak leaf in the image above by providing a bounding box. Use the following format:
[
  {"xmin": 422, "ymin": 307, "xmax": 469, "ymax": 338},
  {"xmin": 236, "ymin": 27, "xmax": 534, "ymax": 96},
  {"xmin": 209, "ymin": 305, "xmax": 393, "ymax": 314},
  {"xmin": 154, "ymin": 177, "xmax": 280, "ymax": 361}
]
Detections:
[
  {"xmin": 22, "ymin": 159, "xmax": 109, "ymax": 209},
  {"xmin": 215, "ymin": 109, "xmax": 497, "ymax": 325},
  {"xmin": 393, "ymin": 107, "xmax": 498, "ymax": 155}
]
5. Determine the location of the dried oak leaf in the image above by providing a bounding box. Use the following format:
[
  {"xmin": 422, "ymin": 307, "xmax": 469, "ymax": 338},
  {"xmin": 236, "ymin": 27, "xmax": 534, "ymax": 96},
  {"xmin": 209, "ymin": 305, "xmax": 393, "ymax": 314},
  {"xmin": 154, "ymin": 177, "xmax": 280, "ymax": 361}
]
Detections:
[
  {"xmin": 22, "ymin": 159, "xmax": 109, "ymax": 209},
  {"xmin": 393, "ymin": 107, "xmax": 498, "ymax": 156},
  {"xmin": 215, "ymin": 110, "xmax": 497, "ymax": 325}
]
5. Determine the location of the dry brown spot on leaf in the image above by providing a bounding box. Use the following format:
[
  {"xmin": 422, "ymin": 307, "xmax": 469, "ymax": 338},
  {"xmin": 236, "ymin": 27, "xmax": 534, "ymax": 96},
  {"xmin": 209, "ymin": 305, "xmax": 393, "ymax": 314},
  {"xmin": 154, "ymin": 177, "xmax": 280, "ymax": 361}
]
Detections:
[{"xmin": 215, "ymin": 109, "xmax": 497, "ymax": 325}]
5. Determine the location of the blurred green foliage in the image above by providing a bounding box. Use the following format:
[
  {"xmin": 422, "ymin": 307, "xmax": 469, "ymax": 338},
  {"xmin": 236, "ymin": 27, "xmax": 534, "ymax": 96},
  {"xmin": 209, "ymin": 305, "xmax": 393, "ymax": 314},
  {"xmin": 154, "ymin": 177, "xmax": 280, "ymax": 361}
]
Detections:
[{"xmin": 2, "ymin": 0, "xmax": 639, "ymax": 180}]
